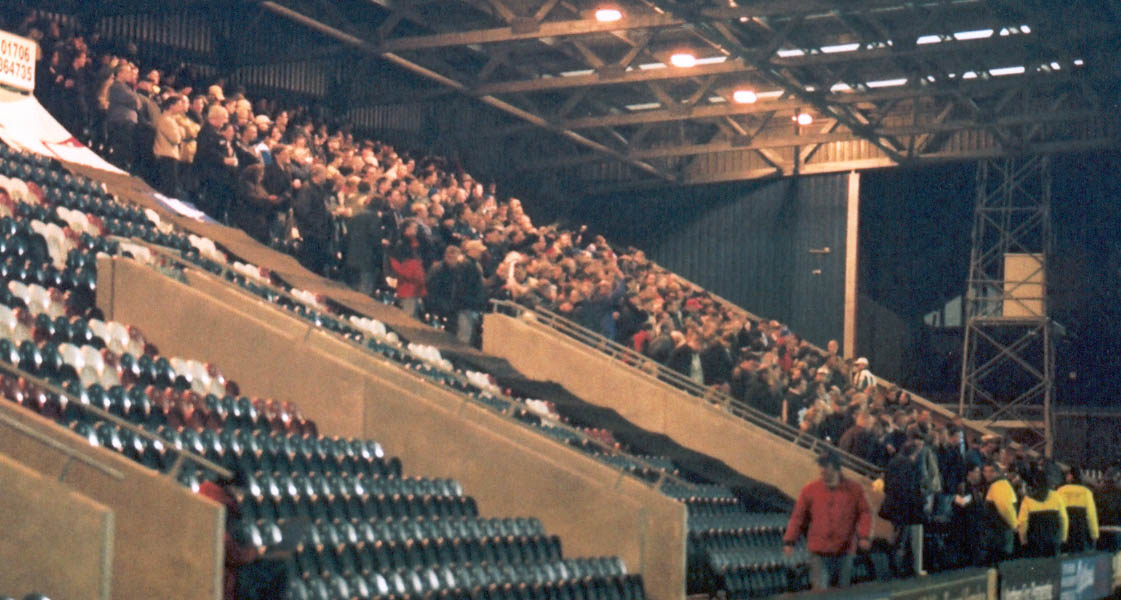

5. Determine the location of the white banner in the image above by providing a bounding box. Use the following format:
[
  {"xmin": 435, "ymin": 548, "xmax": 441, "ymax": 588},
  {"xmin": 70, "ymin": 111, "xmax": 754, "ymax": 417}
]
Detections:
[
  {"xmin": 0, "ymin": 86, "xmax": 124, "ymax": 174},
  {"xmin": 0, "ymin": 29, "xmax": 36, "ymax": 93}
]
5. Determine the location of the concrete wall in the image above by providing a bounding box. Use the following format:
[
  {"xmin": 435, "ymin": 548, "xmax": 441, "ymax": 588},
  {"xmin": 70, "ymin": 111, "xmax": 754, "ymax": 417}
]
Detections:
[
  {"xmin": 0, "ymin": 453, "xmax": 113, "ymax": 600},
  {"xmin": 482, "ymin": 313, "xmax": 886, "ymax": 528},
  {"xmin": 0, "ymin": 402, "xmax": 223, "ymax": 600},
  {"xmin": 99, "ymin": 257, "xmax": 688, "ymax": 600}
]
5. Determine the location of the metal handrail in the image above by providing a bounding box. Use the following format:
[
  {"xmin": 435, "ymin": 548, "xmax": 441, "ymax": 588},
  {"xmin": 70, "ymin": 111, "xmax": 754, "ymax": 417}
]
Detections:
[
  {"xmin": 0, "ymin": 361, "xmax": 232, "ymax": 480},
  {"xmin": 125, "ymin": 244, "xmax": 697, "ymax": 491},
  {"xmin": 639, "ymin": 260, "xmax": 1012, "ymax": 451},
  {"xmin": 489, "ymin": 299, "xmax": 883, "ymax": 478}
]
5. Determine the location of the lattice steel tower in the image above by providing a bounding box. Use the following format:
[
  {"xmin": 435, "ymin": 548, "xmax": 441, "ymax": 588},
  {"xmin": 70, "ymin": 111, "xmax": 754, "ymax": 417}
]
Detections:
[{"xmin": 959, "ymin": 156, "xmax": 1054, "ymax": 455}]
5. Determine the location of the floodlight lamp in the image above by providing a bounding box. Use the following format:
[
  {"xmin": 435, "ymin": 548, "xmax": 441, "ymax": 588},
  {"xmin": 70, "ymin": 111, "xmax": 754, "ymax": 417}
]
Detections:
[
  {"xmin": 595, "ymin": 7, "xmax": 623, "ymax": 22},
  {"xmin": 794, "ymin": 112, "xmax": 814, "ymax": 126},
  {"xmin": 669, "ymin": 52, "xmax": 696, "ymax": 67},
  {"xmin": 732, "ymin": 89, "xmax": 757, "ymax": 104}
]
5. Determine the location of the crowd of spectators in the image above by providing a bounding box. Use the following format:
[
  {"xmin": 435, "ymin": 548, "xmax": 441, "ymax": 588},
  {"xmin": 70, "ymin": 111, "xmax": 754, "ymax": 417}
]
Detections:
[{"xmin": 8, "ymin": 15, "xmax": 1096, "ymax": 469}]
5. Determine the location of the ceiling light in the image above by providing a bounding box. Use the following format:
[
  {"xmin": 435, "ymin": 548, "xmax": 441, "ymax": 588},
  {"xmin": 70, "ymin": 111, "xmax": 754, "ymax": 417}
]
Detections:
[
  {"xmin": 794, "ymin": 112, "xmax": 813, "ymax": 126},
  {"xmin": 732, "ymin": 89, "xmax": 757, "ymax": 104},
  {"xmin": 595, "ymin": 7, "xmax": 623, "ymax": 22},
  {"xmin": 669, "ymin": 53, "xmax": 696, "ymax": 68}
]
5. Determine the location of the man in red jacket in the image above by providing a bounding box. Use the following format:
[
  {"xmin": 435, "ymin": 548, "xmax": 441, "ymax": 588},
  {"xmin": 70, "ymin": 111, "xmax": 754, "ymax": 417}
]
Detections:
[{"xmin": 784, "ymin": 451, "xmax": 873, "ymax": 590}]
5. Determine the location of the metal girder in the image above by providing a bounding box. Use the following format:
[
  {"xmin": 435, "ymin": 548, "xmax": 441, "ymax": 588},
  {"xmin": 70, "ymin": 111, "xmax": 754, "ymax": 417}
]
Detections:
[
  {"xmin": 363, "ymin": 1, "xmax": 911, "ymax": 52},
  {"xmin": 552, "ymin": 71, "xmax": 1087, "ymax": 130},
  {"xmin": 579, "ymin": 134, "xmax": 1116, "ymax": 192},
  {"xmin": 258, "ymin": 1, "xmax": 673, "ymax": 181},
  {"xmin": 465, "ymin": 27, "xmax": 1060, "ymax": 97},
  {"xmin": 517, "ymin": 106, "xmax": 1106, "ymax": 170},
  {"xmin": 377, "ymin": 13, "xmax": 685, "ymax": 51}
]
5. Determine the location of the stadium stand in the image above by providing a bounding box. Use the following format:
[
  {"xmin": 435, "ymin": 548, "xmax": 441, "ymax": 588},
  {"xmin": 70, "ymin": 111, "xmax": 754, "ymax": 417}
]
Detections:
[
  {"xmin": 6, "ymin": 7, "xmax": 1121, "ymax": 600},
  {"xmin": 0, "ymin": 142, "xmax": 648, "ymax": 600}
]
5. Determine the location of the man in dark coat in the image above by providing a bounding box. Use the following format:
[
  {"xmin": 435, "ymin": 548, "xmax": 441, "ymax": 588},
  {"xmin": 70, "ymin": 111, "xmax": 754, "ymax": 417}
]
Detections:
[
  {"xmin": 291, "ymin": 164, "xmax": 333, "ymax": 275},
  {"xmin": 343, "ymin": 190, "xmax": 384, "ymax": 295},
  {"xmin": 701, "ymin": 333, "xmax": 735, "ymax": 388},
  {"xmin": 838, "ymin": 411, "xmax": 879, "ymax": 464},
  {"xmin": 425, "ymin": 244, "xmax": 487, "ymax": 345},
  {"xmin": 194, "ymin": 105, "xmax": 237, "ymax": 219},
  {"xmin": 880, "ymin": 438, "xmax": 927, "ymax": 577}
]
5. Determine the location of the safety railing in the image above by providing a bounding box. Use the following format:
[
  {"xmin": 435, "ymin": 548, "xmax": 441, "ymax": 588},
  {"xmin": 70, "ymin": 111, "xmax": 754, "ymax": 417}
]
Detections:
[
  {"xmin": 0, "ymin": 360, "xmax": 232, "ymax": 482},
  {"xmin": 640, "ymin": 259, "xmax": 1016, "ymax": 453},
  {"xmin": 122, "ymin": 242, "xmax": 697, "ymax": 491},
  {"xmin": 489, "ymin": 299, "xmax": 883, "ymax": 479}
]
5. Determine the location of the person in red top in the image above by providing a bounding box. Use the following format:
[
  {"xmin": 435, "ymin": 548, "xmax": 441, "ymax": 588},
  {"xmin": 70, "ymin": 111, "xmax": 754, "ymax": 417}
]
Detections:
[
  {"xmin": 198, "ymin": 477, "xmax": 261, "ymax": 600},
  {"xmin": 389, "ymin": 219, "xmax": 428, "ymax": 318},
  {"xmin": 783, "ymin": 451, "xmax": 873, "ymax": 590},
  {"xmin": 198, "ymin": 475, "xmax": 289, "ymax": 599}
]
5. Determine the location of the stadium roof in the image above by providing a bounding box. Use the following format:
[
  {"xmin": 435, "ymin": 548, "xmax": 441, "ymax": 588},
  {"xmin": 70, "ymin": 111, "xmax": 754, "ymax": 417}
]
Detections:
[{"xmin": 21, "ymin": 0, "xmax": 1121, "ymax": 191}]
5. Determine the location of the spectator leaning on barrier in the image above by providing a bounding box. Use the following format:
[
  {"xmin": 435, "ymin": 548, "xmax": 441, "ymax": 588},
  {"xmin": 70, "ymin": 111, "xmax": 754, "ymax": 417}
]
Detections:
[{"xmin": 783, "ymin": 451, "xmax": 872, "ymax": 591}]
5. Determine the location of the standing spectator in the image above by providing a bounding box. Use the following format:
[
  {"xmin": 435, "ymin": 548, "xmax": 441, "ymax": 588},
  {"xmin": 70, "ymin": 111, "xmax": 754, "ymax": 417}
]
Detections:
[
  {"xmin": 152, "ymin": 94, "xmax": 186, "ymax": 197},
  {"xmin": 389, "ymin": 219, "xmax": 428, "ymax": 318},
  {"xmin": 195, "ymin": 105, "xmax": 237, "ymax": 219},
  {"xmin": 701, "ymin": 333, "xmax": 735, "ymax": 389},
  {"xmin": 264, "ymin": 144, "xmax": 299, "ymax": 197},
  {"xmin": 838, "ymin": 411, "xmax": 879, "ymax": 464},
  {"xmin": 1017, "ymin": 466, "xmax": 1068, "ymax": 557},
  {"xmin": 132, "ymin": 73, "xmax": 162, "ymax": 182},
  {"xmin": 879, "ymin": 439, "xmax": 927, "ymax": 577},
  {"xmin": 668, "ymin": 328, "xmax": 706, "ymax": 385},
  {"xmin": 425, "ymin": 244, "xmax": 487, "ymax": 345},
  {"xmin": 1057, "ymin": 465, "xmax": 1099, "ymax": 553},
  {"xmin": 981, "ymin": 460, "xmax": 1018, "ymax": 564},
  {"xmin": 851, "ymin": 357, "xmax": 875, "ymax": 391},
  {"xmin": 342, "ymin": 191, "xmax": 384, "ymax": 295},
  {"xmin": 105, "ymin": 62, "xmax": 141, "ymax": 169},
  {"xmin": 937, "ymin": 427, "xmax": 968, "ymax": 495},
  {"xmin": 231, "ymin": 164, "xmax": 283, "ymax": 244},
  {"xmin": 54, "ymin": 49, "xmax": 93, "ymax": 136},
  {"xmin": 950, "ymin": 463, "xmax": 988, "ymax": 567},
  {"xmin": 783, "ymin": 452, "xmax": 872, "ymax": 591},
  {"xmin": 234, "ymin": 123, "xmax": 262, "ymax": 167},
  {"xmin": 291, "ymin": 164, "xmax": 333, "ymax": 274}
]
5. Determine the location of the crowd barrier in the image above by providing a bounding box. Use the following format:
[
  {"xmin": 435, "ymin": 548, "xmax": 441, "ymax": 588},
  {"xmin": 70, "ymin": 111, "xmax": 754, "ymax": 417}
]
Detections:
[{"xmin": 779, "ymin": 551, "xmax": 1120, "ymax": 600}]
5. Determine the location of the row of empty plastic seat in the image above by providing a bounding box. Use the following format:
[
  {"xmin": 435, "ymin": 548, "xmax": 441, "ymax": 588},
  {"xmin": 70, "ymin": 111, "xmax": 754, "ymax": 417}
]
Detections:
[{"xmin": 0, "ymin": 141, "xmax": 646, "ymax": 600}]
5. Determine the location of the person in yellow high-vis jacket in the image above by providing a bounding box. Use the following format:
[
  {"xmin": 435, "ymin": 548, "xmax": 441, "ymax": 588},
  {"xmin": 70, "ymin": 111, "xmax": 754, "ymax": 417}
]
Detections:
[{"xmin": 1057, "ymin": 465, "xmax": 1099, "ymax": 552}]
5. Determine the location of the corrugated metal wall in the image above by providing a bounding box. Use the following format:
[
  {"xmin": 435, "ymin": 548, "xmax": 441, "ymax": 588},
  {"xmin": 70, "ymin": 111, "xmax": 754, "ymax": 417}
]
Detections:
[
  {"xmin": 575, "ymin": 173, "xmax": 850, "ymax": 346},
  {"xmin": 786, "ymin": 174, "xmax": 848, "ymax": 346}
]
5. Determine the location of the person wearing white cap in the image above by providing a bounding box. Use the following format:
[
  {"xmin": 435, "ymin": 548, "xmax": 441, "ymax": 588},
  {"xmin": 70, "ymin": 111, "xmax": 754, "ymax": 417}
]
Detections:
[{"xmin": 852, "ymin": 357, "xmax": 874, "ymax": 392}]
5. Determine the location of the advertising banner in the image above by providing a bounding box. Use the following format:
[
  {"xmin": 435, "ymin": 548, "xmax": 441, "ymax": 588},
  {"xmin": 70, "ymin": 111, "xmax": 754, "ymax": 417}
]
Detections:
[
  {"xmin": 1059, "ymin": 553, "xmax": 1112, "ymax": 600},
  {"xmin": 0, "ymin": 29, "xmax": 36, "ymax": 92},
  {"xmin": 893, "ymin": 568, "xmax": 990, "ymax": 600},
  {"xmin": 1000, "ymin": 557, "xmax": 1059, "ymax": 600}
]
